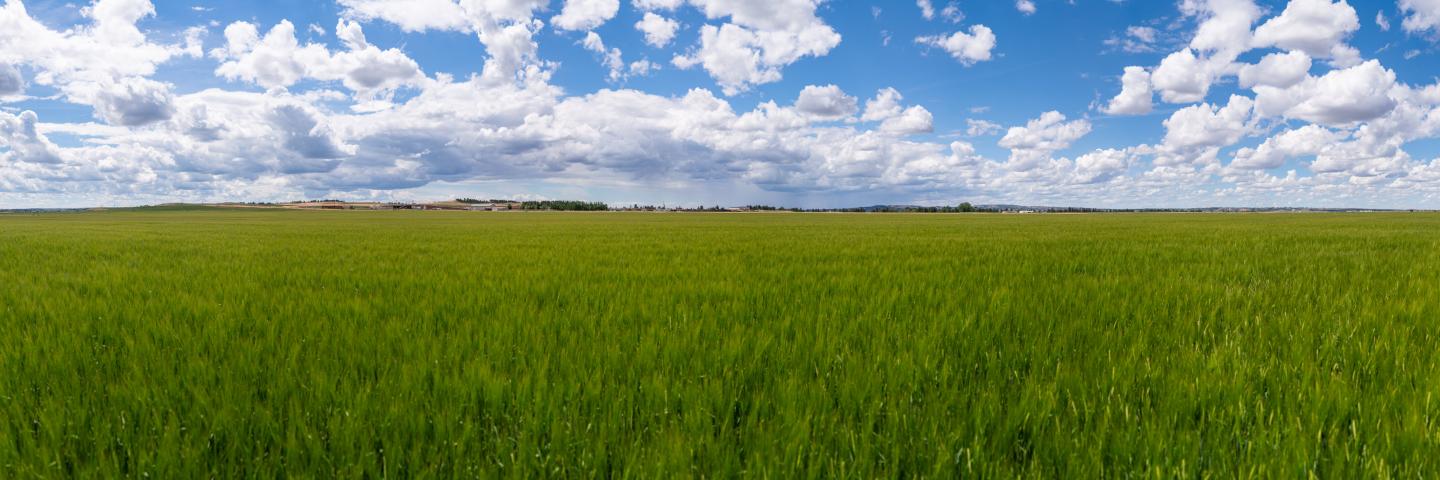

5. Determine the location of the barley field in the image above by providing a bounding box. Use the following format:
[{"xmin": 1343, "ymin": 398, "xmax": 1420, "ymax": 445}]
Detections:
[{"xmin": 2, "ymin": 209, "xmax": 1439, "ymax": 477}]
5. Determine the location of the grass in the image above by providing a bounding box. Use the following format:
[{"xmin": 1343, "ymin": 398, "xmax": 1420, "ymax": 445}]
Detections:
[{"xmin": 2, "ymin": 209, "xmax": 1439, "ymax": 477}]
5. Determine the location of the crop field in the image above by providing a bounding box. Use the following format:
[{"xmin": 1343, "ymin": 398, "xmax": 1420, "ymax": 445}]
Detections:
[{"xmin": 2, "ymin": 209, "xmax": 1440, "ymax": 477}]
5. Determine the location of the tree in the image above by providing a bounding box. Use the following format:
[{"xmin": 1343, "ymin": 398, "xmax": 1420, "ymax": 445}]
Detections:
[{"xmin": 958, "ymin": 202, "xmax": 975, "ymax": 212}]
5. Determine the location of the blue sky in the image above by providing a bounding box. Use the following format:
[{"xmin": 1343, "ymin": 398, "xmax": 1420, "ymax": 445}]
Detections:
[{"xmin": 2, "ymin": 0, "xmax": 1440, "ymax": 208}]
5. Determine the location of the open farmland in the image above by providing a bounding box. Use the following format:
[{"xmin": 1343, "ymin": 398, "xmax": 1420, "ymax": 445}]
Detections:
[{"xmin": 2, "ymin": 209, "xmax": 1440, "ymax": 477}]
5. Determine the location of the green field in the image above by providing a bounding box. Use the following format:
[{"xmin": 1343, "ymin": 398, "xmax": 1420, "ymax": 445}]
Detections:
[{"xmin": 3, "ymin": 209, "xmax": 1439, "ymax": 477}]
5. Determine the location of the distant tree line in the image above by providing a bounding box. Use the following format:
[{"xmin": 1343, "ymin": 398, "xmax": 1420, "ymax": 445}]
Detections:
[
  {"xmin": 808, "ymin": 202, "xmax": 994, "ymax": 213},
  {"xmin": 522, "ymin": 200, "xmax": 609, "ymax": 211}
]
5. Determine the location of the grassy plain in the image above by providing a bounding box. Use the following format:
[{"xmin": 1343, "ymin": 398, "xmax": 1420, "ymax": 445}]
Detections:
[{"xmin": 2, "ymin": 209, "xmax": 1439, "ymax": 477}]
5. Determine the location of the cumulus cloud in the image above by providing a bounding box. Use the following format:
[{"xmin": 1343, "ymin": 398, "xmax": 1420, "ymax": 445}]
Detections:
[
  {"xmin": 0, "ymin": 62, "xmax": 24, "ymax": 96},
  {"xmin": 552, "ymin": 0, "xmax": 620, "ymax": 31},
  {"xmin": 1229, "ymin": 125, "xmax": 1339, "ymax": 170},
  {"xmin": 669, "ymin": 0, "xmax": 842, "ymax": 95},
  {"xmin": 916, "ymin": 25, "xmax": 996, "ymax": 66},
  {"xmin": 211, "ymin": 21, "xmax": 305, "ymax": 88},
  {"xmin": 270, "ymin": 103, "xmax": 353, "ymax": 164},
  {"xmin": 793, "ymin": 85, "xmax": 858, "ymax": 120},
  {"xmin": 1074, "ymin": 148, "xmax": 1130, "ymax": 184},
  {"xmin": 634, "ymin": 0, "xmax": 684, "ymax": 10},
  {"xmin": 1016, "ymin": 0, "xmax": 1036, "ymax": 15},
  {"xmin": 339, "ymin": 0, "xmax": 842, "ymax": 108},
  {"xmin": 1154, "ymin": 94, "xmax": 1254, "ymax": 166},
  {"xmin": 1401, "ymin": 0, "xmax": 1440, "ymax": 34},
  {"xmin": 0, "ymin": 111, "xmax": 62, "ymax": 165},
  {"xmin": 879, "ymin": 106, "xmax": 934, "ymax": 135},
  {"xmin": 335, "ymin": 0, "xmax": 472, "ymax": 31},
  {"xmin": 213, "ymin": 20, "xmax": 424, "ymax": 96},
  {"xmin": 1142, "ymin": 0, "xmax": 1262, "ymax": 104},
  {"xmin": 1105, "ymin": 66, "xmax": 1154, "ymax": 115},
  {"xmin": 0, "ymin": 0, "xmax": 178, "ymax": 124},
  {"xmin": 1237, "ymin": 50, "xmax": 1311, "ymax": 89},
  {"xmin": 861, "ymin": 88, "xmax": 904, "ymax": 122},
  {"xmin": 582, "ymin": 32, "xmax": 652, "ymax": 82},
  {"xmin": 999, "ymin": 111, "xmax": 1092, "ymax": 171},
  {"xmin": 635, "ymin": 12, "xmax": 680, "ymax": 47},
  {"xmin": 337, "ymin": 0, "xmax": 547, "ymax": 84},
  {"xmin": 92, "ymin": 77, "xmax": 175, "ymax": 126},
  {"xmin": 1251, "ymin": 0, "xmax": 1359, "ymax": 66},
  {"xmin": 856, "ymin": 88, "xmax": 933, "ymax": 135},
  {"xmin": 1185, "ymin": 0, "xmax": 1261, "ymax": 57},
  {"xmin": 1255, "ymin": 60, "xmax": 1398, "ymax": 126},
  {"xmin": 1151, "ymin": 49, "xmax": 1212, "ymax": 104},
  {"xmin": 9, "ymin": 68, "xmax": 979, "ymax": 202}
]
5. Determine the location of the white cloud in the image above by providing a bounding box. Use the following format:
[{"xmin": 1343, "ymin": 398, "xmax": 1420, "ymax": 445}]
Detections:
[
  {"xmin": 1155, "ymin": 94, "xmax": 1254, "ymax": 166},
  {"xmin": 628, "ymin": 59, "xmax": 658, "ymax": 76},
  {"xmin": 0, "ymin": 0, "xmax": 179, "ymax": 125},
  {"xmin": 581, "ymin": 32, "xmax": 656, "ymax": 83},
  {"xmin": 1105, "ymin": 25, "xmax": 1162, "ymax": 53},
  {"xmin": 1255, "ymin": 60, "xmax": 1398, "ymax": 126},
  {"xmin": 1229, "ymin": 124, "xmax": 1339, "ymax": 170},
  {"xmin": 552, "ymin": 0, "xmax": 620, "ymax": 31},
  {"xmin": 0, "ymin": 62, "xmax": 23, "ymax": 96},
  {"xmin": 965, "ymin": 118, "xmax": 1001, "ymax": 136},
  {"xmin": 635, "ymin": 12, "xmax": 680, "ymax": 47},
  {"xmin": 918, "ymin": 0, "xmax": 935, "ymax": 20},
  {"xmin": 1251, "ymin": 0, "xmax": 1359, "ymax": 66},
  {"xmin": 270, "ymin": 103, "xmax": 354, "ymax": 162},
  {"xmin": 670, "ymin": 0, "xmax": 842, "ymax": 95},
  {"xmin": 1237, "ymin": 50, "xmax": 1311, "ymax": 89},
  {"xmin": 1185, "ymin": 0, "xmax": 1261, "ymax": 56},
  {"xmin": 1128, "ymin": 26, "xmax": 1157, "ymax": 44},
  {"xmin": 793, "ymin": 84, "xmax": 858, "ymax": 120},
  {"xmin": 854, "ymin": 88, "xmax": 934, "ymax": 135},
  {"xmin": 213, "ymin": 20, "xmax": 424, "ymax": 96},
  {"xmin": 861, "ymin": 88, "xmax": 904, "ymax": 122},
  {"xmin": 1401, "ymin": 0, "xmax": 1440, "ymax": 34},
  {"xmin": 1151, "ymin": 49, "xmax": 1211, "ymax": 103},
  {"xmin": 337, "ymin": 0, "xmax": 472, "ymax": 31},
  {"xmin": 916, "ymin": 25, "xmax": 996, "ymax": 66},
  {"xmin": 92, "ymin": 77, "xmax": 176, "ymax": 126},
  {"xmin": 337, "ymin": 0, "xmax": 548, "ymax": 84},
  {"xmin": 880, "ymin": 106, "xmax": 934, "ymax": 135},
  {"xmin": 941, "ymin": 3, "xmax": 963, "ymax": 23},
  {"xmin": 180, "ymin": 26, "xmax": 207, "ymax": 58},
  {"xmin": 634, "ymin": 0, "xmax": 684, "ymax": 11},
  {"xmin": 1016, "ymin": 0, "xmax": 1036, "ymax": 15},
  {"xmin": 1074, "ymin": 148, "xmax": 1130, "ymax": 183},
  {"xmin": 1105, "ymin": 66, "xmax": 1153, "ymax": 115},
  {"xmin": 1134, "ymin": 0, "xmax": 1263, "ymax": 106},
  {"xmin": 342, "ymin": 0, "xmax": 841, "ymax": 96},
  {"xmin": 0, "ymin": 111, "xmax": 62, "ymax": 165},
  {"xmin": 999, "ymin": 111, "xmax": 1092, "ymax": 171},
  {"xmin": 582, "ymin": 32, "xmax": 626, "ymax": 82},
  {"xmin": 1376, "ymin": 10, "xmax": 1391, "ymax": 31}
]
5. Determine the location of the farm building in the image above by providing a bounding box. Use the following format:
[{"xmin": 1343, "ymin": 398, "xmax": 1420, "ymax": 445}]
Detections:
[{"xmin": 467, "ymin": 202, "xmax": 523, "ymax": 211}]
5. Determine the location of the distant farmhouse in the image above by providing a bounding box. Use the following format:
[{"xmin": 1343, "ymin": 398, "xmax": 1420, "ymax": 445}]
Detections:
[{"xmin": 464, "ymin": 202, "xmax": 523, "ymax": 211}]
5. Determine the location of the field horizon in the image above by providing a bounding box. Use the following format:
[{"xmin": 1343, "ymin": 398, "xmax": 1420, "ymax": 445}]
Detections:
[{"xmin": 4, "ymin": 210, "xmax": 1440, "ymax": 477}]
